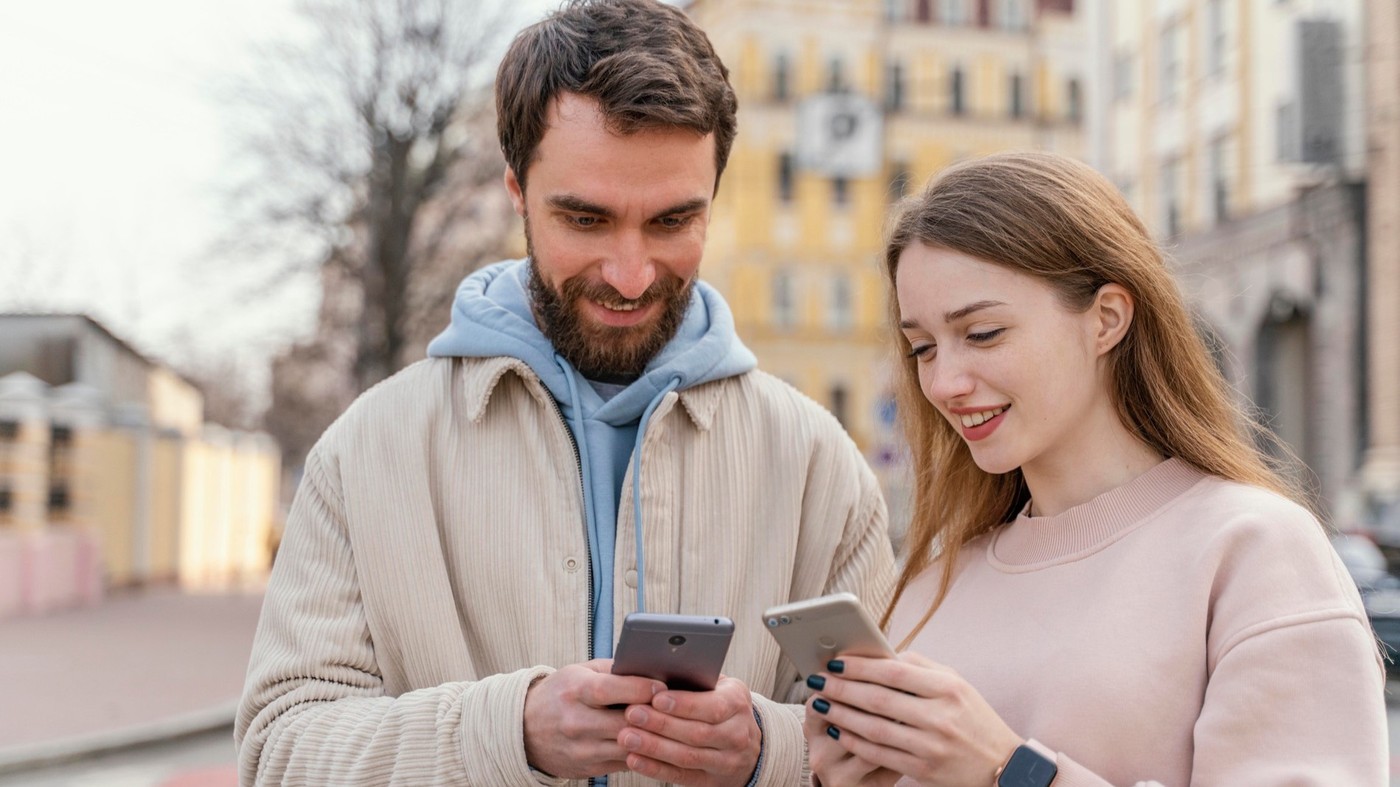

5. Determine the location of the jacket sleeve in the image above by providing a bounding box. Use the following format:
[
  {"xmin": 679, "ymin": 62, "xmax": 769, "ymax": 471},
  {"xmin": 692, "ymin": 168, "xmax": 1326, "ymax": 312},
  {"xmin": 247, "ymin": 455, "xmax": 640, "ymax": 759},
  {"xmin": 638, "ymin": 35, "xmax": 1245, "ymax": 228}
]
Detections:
[
  {"xmin": 1041, "ymin": 613, "xmax": 1387, "ymax": 787},
  {"xmin": 751, "ymin": 460, "xmax": 898, "ymax": 787},
  {"xmin": 235, "ymin": 446, "xmax": 558, "ymax": 787}
]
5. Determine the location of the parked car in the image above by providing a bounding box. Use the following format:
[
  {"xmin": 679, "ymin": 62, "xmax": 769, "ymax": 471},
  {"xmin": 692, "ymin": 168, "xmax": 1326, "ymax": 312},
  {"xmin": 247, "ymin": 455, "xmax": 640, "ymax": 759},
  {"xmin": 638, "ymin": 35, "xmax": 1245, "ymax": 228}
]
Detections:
[{"xmin": 1332, "ymin": 534, "xmax": 1400, "ymax": 675}]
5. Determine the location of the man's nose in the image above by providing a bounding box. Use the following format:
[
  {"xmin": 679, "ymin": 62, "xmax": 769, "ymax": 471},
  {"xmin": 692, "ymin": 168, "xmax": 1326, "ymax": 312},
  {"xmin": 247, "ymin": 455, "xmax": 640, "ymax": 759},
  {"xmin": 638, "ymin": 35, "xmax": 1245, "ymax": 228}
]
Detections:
[{"xmin": 599, "ymin": 233, "xmax": 656, "ymax": 300}]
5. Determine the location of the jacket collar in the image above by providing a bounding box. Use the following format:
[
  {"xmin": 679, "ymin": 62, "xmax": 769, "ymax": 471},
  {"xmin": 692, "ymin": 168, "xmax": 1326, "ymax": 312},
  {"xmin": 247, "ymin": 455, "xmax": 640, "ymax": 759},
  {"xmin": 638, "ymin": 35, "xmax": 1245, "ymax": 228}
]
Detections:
[{"xmin": 458, "ymin": 356, "xmax": 727, "ymax": 431}]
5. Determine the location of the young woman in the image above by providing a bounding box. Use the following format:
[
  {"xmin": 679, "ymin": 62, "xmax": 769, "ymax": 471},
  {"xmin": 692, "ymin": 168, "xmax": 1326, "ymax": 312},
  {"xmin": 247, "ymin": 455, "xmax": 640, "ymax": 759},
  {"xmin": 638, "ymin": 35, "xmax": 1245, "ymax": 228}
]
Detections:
[{"xmin": 803, "ymin": 152, "xmax": 1387, "ymax": 786}]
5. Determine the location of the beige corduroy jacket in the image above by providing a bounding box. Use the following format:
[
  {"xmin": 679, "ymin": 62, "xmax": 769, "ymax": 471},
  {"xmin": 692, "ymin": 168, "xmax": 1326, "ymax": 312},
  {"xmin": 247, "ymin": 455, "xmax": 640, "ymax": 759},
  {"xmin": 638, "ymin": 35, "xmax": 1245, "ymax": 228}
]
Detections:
[{"xmin": 236, "ymin": 356, "xmax": 896, "ymax": 786}]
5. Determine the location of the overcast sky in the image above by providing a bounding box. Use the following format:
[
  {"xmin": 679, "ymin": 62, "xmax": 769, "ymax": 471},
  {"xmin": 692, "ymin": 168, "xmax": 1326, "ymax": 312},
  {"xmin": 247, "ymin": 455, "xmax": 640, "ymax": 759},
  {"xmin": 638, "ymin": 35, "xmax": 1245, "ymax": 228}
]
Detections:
[{"xmin": 0, "ymin": 0, "xmax": 553, "ymax": 376}]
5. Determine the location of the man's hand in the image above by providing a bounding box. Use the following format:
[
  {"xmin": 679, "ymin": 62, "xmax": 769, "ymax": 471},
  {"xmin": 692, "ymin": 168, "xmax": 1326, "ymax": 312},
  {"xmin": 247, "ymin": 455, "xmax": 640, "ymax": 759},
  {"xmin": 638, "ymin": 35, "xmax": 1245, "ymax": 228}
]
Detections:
[
  {"xmin": 616, "ymin": 675, "xmax": 763, "ymax": 786},
  {"xmin": 523, "ymin": 660, "xmax": 665, "ymax": 779}
]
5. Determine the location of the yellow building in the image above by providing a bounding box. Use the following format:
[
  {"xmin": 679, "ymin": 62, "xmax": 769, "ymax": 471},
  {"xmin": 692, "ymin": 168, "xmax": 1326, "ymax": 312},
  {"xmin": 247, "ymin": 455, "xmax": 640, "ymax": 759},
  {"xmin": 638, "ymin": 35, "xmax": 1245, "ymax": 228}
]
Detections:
[
  {"xmin": 0, "ymin": 315, "xmax": 281, "ymax": 617},
  {"xmin": 686, "ymin": 0, "xmax": 1088, "ymax": 528}
]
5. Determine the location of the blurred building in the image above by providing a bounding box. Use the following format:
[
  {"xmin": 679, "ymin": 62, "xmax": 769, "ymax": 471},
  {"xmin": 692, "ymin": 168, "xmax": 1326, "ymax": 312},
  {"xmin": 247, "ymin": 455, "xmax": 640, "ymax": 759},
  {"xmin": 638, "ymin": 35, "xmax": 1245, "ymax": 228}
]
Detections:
[
  {"xmin": 0, "ymin": 314, "xmax": 280, "ymax": 619},
  {"xmin": 686, "ymin": 0, "xmax": 1090, "ymax": 533},
  {"xmin": 1096, "ymin": 0, "xmax": 1368, "ymax": 517},
  {"xmin": 1364, "ymin": 0, "xmax": 1400, "ymax": 531}
]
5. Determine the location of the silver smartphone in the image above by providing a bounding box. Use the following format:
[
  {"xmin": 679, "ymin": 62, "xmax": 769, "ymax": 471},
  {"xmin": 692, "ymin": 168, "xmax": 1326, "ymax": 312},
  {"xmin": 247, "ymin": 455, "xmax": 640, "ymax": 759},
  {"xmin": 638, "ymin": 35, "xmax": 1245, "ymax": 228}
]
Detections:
[
  {"xmin": 611, "ymin": 612, "xmax": 735, "ymax": 692},
  {"xmin": 762, "ymin": 592, "xmax": 896, "ymax": 678}
]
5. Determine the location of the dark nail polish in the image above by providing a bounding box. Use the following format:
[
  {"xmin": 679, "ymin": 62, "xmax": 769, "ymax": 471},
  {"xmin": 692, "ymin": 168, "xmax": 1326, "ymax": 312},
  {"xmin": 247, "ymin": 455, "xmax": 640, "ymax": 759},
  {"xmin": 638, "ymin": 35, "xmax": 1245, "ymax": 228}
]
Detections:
[
  {"xmin": 812, "ymin": 698, "xmax": 830, "ymax": 714},
  {"xmin": 826, "ymin": 725, "xmax": 840, "ymax": 740},
  {"xmin": 827, "ymin": 659, "xmax": 845, "ymax": 674},
  {"xmin": 806, "ymin": 674, "xmax": 826, "ymax": 691}
]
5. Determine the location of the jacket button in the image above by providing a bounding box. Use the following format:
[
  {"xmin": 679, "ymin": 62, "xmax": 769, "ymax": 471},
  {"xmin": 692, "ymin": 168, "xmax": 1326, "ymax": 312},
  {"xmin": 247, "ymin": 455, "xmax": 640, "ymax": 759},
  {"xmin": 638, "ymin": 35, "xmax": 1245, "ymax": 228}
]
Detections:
[
  {"xmin": 624, "ymin": 569, "xmax": 638, "ymax": 588},
  {"xmin": 565, "ymin": 557, "xmax": 580, "ymax": 572}
]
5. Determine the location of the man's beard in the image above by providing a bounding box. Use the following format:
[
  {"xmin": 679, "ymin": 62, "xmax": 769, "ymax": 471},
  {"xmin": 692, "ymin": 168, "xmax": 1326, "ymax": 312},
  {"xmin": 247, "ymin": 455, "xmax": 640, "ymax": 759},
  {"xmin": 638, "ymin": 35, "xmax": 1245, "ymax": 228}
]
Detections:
[{"xmin": 526, "ymin": 227, "xmax": 694, "ymax": 382}]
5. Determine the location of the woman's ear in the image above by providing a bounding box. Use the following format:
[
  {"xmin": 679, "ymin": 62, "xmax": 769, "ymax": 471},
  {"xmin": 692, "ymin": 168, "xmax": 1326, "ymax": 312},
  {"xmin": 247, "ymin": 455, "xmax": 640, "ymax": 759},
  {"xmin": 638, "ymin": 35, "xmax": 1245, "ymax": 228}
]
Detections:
[{"xmin": 1093, "ymin": 284, "xmax": 1134, "ymax": 356}]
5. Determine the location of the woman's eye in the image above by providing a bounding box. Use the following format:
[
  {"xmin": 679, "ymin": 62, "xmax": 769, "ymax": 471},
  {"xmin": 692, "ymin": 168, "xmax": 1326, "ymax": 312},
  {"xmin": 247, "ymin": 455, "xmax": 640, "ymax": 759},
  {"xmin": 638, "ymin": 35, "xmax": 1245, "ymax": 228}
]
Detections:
[
  {"xmin": 906, "ymin": 344, "xmax": 935, "ymax": 359},
  {"xmin": 968, "ymin": 328, "xmax": 1005, "ymax": 343}
]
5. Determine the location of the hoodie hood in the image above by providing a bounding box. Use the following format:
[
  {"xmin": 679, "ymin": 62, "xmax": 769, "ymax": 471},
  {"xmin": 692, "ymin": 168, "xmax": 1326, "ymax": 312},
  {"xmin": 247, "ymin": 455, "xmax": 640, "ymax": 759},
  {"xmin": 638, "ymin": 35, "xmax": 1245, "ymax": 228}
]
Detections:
[{"xmin": 427, "ymin": 259, "xmax": 756, "ymax": 420}]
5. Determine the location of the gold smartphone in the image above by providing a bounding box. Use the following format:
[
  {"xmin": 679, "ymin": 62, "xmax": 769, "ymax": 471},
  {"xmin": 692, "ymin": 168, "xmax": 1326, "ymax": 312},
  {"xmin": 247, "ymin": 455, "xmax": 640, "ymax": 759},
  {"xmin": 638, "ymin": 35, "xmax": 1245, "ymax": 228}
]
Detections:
[{"xmin": 761, "ymin": 592, "xmax": 895, "ymax": 678}]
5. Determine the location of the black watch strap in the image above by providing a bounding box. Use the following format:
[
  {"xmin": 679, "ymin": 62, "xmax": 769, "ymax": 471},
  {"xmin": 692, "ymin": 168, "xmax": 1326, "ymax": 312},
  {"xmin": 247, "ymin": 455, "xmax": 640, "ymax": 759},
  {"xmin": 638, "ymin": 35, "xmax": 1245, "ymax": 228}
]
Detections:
[{"xmin": 995, "ymin": 743, "xmax": 1058, "ymax": 787}]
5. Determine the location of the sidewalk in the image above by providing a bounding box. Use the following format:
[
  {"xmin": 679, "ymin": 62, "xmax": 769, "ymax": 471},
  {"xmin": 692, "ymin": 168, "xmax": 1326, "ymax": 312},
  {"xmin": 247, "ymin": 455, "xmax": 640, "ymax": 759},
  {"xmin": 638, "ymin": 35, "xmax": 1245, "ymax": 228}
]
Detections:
[{"xmin": 0, "ymin": 586, "xmax": 265, "ymax": 775}]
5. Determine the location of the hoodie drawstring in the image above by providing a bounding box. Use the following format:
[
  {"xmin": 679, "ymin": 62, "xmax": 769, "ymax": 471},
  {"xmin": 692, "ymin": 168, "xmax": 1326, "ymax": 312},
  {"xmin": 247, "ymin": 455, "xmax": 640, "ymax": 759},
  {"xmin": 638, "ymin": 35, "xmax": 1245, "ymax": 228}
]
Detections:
[{"xmin": 630, "ymin": 376, "xmax": 682, "ymax": 614}]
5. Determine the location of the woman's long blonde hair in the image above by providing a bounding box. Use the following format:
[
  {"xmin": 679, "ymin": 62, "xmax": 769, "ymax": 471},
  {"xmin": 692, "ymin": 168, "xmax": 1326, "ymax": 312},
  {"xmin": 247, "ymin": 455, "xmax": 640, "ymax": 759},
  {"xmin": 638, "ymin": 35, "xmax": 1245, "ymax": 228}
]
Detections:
[{"xmin": 881, "ymin": 151, "xmax": 1310, "ymax": 645}]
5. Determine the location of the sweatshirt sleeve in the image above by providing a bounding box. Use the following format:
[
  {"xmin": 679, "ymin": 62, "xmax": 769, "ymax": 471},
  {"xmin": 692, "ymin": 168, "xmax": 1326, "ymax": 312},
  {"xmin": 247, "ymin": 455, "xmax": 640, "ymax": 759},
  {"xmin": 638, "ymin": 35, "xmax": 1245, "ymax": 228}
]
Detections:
[
  {"xmin": 749, "ymin": 462, "xmax": 897, "ymax": 787},
  {"xmin": 234, "ymin": 447, "xmax": 556, "ymax": 787}
]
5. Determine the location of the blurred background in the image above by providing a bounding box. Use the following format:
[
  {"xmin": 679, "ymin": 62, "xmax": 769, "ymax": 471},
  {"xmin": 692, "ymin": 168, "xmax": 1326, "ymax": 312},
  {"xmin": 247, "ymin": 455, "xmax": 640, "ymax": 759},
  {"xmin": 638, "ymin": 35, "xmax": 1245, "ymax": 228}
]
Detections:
[{"xmin": 1, "ymin": 0, "xmax": 1398, "ymax": 783}]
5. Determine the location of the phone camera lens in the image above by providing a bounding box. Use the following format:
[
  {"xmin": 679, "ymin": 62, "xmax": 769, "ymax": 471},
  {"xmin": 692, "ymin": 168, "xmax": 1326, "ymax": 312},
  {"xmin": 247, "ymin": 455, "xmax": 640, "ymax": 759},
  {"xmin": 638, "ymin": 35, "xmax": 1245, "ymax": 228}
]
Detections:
[
  {"xmin": 780, "ymin": 615, "xmax": 791, "ymax": 625},
  {"xmin": 668, "ymin": 635, "xmax": 687, "ymax": 646},
  {"xmin": 766, "ymin": 617, "xmax": 779, "ymax": 628}
]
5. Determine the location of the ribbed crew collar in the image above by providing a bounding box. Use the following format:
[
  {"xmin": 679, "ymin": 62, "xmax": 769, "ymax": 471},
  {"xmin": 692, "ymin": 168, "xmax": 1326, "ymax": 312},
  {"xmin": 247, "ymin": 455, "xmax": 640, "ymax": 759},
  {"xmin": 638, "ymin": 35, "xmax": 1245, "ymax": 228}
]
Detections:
[{"xmin": 988, "ymin": 457, "xmax": 1209, "ymax": 571}]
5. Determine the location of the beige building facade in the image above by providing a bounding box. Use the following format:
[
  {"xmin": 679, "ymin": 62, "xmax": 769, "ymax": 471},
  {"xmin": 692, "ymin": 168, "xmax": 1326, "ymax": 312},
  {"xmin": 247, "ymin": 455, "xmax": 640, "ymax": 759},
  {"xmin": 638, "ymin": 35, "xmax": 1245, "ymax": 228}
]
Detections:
[{"xmin": 0, "ymin": 315, "xmax": 280, "ymax": 618}]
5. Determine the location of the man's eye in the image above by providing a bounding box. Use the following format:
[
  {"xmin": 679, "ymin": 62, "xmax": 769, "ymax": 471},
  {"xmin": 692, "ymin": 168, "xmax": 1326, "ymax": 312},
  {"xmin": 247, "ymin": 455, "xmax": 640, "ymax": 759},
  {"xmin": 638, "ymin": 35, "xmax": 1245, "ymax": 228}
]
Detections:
[
  {"xmin": 658, "ymin": 215, "xmax": 692, "ymax": 230},
  {"xmin": 570, "ymin": 215, "xmax": 600, "ymax": 228}
]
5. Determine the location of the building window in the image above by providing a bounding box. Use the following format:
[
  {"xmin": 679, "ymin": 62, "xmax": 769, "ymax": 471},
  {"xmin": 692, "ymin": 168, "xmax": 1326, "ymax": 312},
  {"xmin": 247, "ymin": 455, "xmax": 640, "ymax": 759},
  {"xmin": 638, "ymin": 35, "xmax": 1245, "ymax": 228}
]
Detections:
[
  {"xmin": 884, "ymin": 0, "xmax": 903, "ymax": 22},
  {"xmin": 888, "ymin": 159, "xmax": 911, "ymax": 200},
  {"xmin": 773, "ymin": 270, "xmax": 796, "ymax": 329},
  {"xmin": 832, "ymin": 176, "xmax": 850, "ymax": 206},
  {"xmin": 938, "ymin": 0, "xmax": 968, "ymax": 25},
  {"xmin": 885, "ymin": 60, "xmax": 905, "ymax": 112},
  {"xmin": 916, "ymin": 0, "xmax": 932, "ymax": 23},
  {"xmin": 828, "ymin": 57, "xmax": 847, "ymax": 93},
  {"xmin": 773, "ymin": 53, "xmax": 790, "ymax": 102},
  {"xmin": 951, "ymin": 67, "xmax": 966, "ymax": 115},
  {"xmin": 1113, "ymin": 50, "xmax": 1134, "ymax": 102},
  {"xmin": 1010, "ymin": 73, "xmax": 1025, "ymax": 118},
  {"xmin": 0, "ymin": 485, "xmax": 11, "ymax": 514},
  {"xmin": 48, "ymin": 483, "xmax": 69, "ymax": 513},
  {"xmin": 0, "ymin": 421, "xmax": 17, "ymax": 442},
  {"xmin": 1206, "ymin": 0, "xmax": 1227, "ymax": 77},
  {"xmin": 1159, "ymin": 23, "xmax": 1180, "ymax": 103},
  {"xmin": 1161, "ymin": 158, "xmax": 1181, "ymax": 237},
  {"xmin": 778, "ymin": 152, "xmax": 795, "ymax": 203},
  {"xmin": 1066, "ymin": 78, "xmax": 1082, "ymax": 122},
  {"xmin": 1000, "ymin": 0, "xmax": 1029, "ymax": 30},
  {"xmin": 1211, "ymin": 136, "xmax": 1231, "ymax": 222},
  {"xmin": 830, "ymin": 273, "xmax": 853, "ymax": 332},
  {"xmin": 830, "ymin": 383, "xmax": 850, "ymax": 428}
]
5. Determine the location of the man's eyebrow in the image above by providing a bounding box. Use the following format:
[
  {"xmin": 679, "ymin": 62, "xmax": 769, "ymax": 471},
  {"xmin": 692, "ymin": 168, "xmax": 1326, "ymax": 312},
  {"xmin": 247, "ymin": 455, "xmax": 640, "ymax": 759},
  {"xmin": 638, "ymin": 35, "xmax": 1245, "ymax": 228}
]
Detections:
[
  {"xmin": 546, "ymin": 194, "xmax": 614, "ymax": 218},
  {"xmin": 650, "ymin": 198, "xmax": 709, "ymax": 220},
  {"xmin": 943, "ymin": 300, "xmax": 1006, "ymax": 323}
]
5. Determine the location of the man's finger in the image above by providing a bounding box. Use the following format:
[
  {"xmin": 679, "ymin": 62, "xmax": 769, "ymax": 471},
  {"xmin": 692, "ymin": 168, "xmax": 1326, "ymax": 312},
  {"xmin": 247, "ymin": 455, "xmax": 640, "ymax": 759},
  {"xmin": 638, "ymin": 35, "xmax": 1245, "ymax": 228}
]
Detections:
[
  {"xmin": 624, "ymin": 704, "xmax": 751, "ymax": 751},
  {"xmin": 625, "ymin": 753, "xmax": 705, "ymax": 785},
  {"xmin": 651, "ymin": 677, "xmax": 750, "ymax": 724},
  {"xmin": 582, "ymin": 673, "xmax": 666, "ymax": 708}
]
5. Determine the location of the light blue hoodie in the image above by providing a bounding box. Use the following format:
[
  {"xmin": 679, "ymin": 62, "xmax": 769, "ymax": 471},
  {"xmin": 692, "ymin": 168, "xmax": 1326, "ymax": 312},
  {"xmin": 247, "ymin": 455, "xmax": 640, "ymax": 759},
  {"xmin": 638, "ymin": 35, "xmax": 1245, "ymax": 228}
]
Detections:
[{"xmin": 427, "ymin": 259, "xmax": 757, "ymax": 658}]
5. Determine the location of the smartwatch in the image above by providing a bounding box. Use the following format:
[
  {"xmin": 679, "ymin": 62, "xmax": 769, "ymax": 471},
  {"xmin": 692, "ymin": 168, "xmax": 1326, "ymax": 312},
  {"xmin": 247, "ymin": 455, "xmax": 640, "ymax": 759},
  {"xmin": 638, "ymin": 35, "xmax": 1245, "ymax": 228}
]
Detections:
[{"xmin": 995, "ymin": 743, "xmax": 1057, "ymax": 787}]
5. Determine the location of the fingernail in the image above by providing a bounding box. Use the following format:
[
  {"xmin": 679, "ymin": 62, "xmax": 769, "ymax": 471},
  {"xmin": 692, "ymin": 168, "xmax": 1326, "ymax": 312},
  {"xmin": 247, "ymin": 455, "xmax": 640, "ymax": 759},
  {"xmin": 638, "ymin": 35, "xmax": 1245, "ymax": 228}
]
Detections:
[
  {"xmin": 812, "ymin": 698, "xmax": 830, "ymax": 714},
  {"xmin": 806, "ymin": 675, "xmax": 826, "ymax": 691},
  {"xmin": 627, "ymin": 707, "xmax": 649, "ymax": 725},
  {"xmin": 826, "ymin": 725, "xmax": 840, "ymax": 740},
  {"xmin": 827, "ymin": 659, "xmax": 845, "ymax": 674},
  {"xmin": 622, "ymin": 732, "xmax": 641, "ymax": 750},
  {"xmin": 651, "ymin": 681, "xmax": 666, "ymax": 696},
  {"xmin": 653, "ymin": 694, "xmax": 676, "ymax": 713}
]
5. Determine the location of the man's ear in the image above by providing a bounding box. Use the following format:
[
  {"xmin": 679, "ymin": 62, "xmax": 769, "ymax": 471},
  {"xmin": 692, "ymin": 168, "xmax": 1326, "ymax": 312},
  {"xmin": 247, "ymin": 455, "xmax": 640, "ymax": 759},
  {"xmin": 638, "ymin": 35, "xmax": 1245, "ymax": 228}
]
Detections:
[
  {"xmin": 504, "ymin": 167, "xmax": 526, "ymax": 217},
  {"xmin": 1093, "ymin": 283, "xmax": 1135, "ymax": 356}
]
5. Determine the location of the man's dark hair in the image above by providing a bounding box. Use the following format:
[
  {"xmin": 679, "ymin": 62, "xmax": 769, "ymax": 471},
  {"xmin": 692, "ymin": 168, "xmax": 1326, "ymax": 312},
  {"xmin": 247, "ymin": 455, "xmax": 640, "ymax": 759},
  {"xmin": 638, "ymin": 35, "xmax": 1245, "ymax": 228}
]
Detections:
[{"xmin": 496, "ymin": 0, "xmax": 738, "ymax": 192}]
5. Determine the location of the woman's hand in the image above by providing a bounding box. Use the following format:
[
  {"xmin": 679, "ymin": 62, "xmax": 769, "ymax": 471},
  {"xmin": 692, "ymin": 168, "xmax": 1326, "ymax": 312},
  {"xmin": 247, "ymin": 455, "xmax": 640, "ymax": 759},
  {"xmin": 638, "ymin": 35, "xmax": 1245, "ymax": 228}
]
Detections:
[
  {"xmin": 803, "ymin": 696, "xmax": 902, "ymax": 787},
  {"xmin": 803, "ymin": 652, "xmax": 1024, "ymax": 787}
]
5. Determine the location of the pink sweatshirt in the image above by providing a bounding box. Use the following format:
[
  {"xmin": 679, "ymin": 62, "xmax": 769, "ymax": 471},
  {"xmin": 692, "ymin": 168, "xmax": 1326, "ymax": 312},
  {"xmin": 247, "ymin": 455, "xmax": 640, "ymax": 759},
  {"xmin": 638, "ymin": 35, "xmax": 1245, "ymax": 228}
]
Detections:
[{"xmin": 889, "ymin": 458, "xmax": 1388, "ymax": 786}]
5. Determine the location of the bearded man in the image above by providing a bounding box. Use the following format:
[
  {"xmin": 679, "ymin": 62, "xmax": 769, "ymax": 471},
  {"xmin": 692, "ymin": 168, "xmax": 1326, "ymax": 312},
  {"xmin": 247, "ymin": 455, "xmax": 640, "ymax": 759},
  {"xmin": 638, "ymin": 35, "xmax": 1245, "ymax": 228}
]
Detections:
[{"xmin": 235, "ymin": 2, "xmax": 895, "ymax": 785}]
